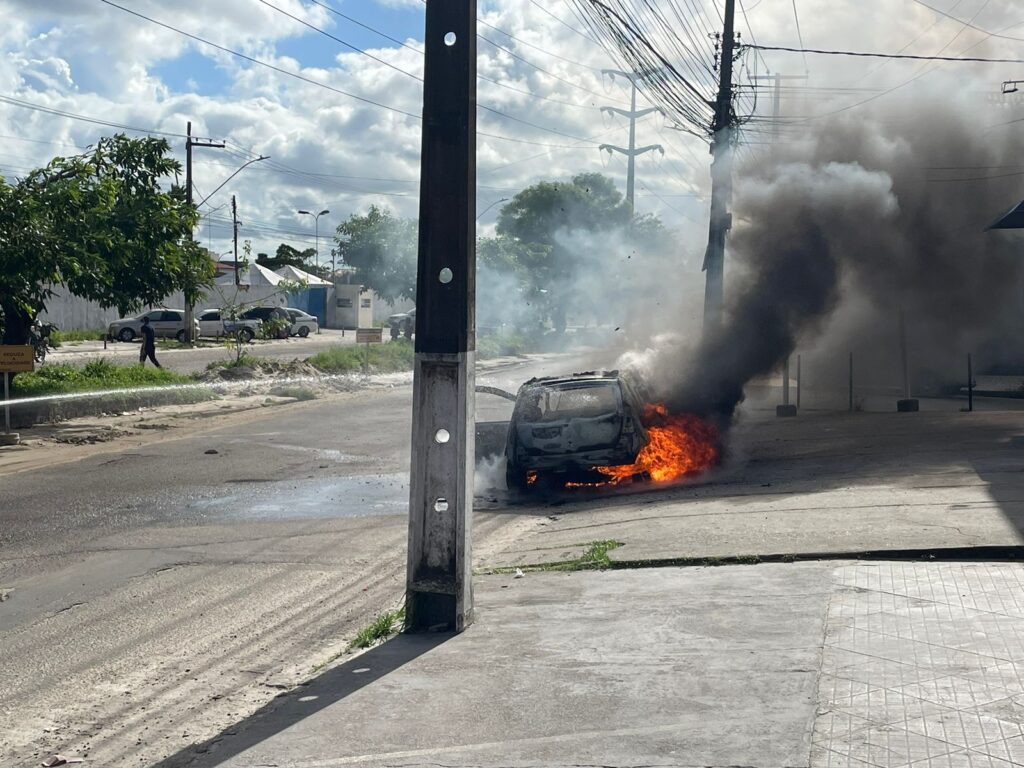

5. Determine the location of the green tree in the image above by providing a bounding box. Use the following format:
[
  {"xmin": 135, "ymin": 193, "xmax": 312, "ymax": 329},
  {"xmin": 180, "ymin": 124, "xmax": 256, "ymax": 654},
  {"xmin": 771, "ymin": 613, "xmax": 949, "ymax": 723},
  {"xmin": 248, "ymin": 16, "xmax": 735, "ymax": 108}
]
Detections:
[
  {"xmin": 494, "ymin": 172, "xmax": 644, "ymax": 332},
  {"xmin": 255, "ymin": 243, "xmax": 325, "ymax": 277},
  {"xmin": 0, "ymin": 134, "xmax": 212, "ymax": 347},
  {"xmin": 333, "ymin": 206, "xmax": 417, "ymax": 304}
]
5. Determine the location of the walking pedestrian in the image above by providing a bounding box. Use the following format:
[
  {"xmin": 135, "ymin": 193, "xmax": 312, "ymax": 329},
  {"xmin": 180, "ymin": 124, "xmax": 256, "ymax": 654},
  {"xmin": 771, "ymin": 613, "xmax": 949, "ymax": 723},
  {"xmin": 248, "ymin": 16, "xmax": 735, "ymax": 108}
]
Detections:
[{"xmin": 139, "ymin": 316, "xmax": 161, "ymax": 368}]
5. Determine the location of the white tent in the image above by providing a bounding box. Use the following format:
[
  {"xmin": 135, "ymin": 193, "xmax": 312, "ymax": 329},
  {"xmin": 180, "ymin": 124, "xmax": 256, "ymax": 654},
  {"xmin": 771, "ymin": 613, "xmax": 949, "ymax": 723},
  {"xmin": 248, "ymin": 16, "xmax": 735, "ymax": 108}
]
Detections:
[
  {"xmin": 215, "ymin": 262, "xmax": 283, "ymax": 287},
  {"xmin": 274, "ymin": 265, "xmax": 331, "ymax": 285}
]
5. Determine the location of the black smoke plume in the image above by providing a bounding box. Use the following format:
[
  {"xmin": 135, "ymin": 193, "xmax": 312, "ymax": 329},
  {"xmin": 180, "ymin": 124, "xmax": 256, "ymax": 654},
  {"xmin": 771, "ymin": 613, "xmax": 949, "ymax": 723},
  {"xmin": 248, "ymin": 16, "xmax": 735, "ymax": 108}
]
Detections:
[{"xmin": 647, "ymin": 94, "xmax": 1024, "ymax": 421}]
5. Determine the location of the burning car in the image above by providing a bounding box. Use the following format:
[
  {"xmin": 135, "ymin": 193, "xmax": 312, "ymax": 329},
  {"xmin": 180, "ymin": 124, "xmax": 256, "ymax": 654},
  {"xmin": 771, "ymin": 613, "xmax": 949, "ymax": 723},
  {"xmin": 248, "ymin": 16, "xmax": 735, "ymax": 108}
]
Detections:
[{"xmin": 504, "ymin": 371, "xmax": 649, "ymax": 491}]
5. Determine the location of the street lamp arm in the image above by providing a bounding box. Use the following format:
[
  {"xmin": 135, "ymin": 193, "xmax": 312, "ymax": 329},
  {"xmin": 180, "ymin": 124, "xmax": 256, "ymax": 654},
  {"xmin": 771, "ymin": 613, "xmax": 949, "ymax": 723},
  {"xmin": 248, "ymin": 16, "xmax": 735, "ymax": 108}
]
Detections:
[{"xmin": 197, "ymin": 155, "xmax": 270, "ymax": 207}]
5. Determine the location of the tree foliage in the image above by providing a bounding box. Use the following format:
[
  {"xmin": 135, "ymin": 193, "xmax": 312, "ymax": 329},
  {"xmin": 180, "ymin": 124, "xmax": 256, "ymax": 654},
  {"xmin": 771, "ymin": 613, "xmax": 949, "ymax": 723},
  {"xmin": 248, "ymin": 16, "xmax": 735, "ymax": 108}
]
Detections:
[
  {"xmin": 0, "ymin": 134, "xmax": 212, "ymax": 345},
  {"xmin": 493, "ymin": 172, "xmax": 674, "ymax": 331},
  {"xmin": 255, "ymin": 243, "xmax": 325, "ymax": 277},
  {"xmin": 333, "ymin": 205, "xmax": 417, "ymax": 304}
]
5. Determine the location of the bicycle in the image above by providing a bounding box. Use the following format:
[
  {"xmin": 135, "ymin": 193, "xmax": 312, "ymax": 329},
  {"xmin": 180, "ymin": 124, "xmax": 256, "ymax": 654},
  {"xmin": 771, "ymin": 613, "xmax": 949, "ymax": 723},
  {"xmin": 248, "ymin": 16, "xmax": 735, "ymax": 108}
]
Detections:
[{"xmin": 29, "ymin": 322, "xmax": 57, "ymax": 364}]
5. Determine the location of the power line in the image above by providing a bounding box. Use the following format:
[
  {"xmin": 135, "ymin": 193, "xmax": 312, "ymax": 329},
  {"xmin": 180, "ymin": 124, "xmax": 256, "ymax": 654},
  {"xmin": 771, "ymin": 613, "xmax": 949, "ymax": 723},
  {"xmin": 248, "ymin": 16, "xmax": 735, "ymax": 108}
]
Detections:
[
  {"xmin": 254, "ymin": 0, "xmax": 421, "ymax": 82},
  {"xmin": 97, "ymin": 0, "xmax": 422, "ymax": 119},
  {"xmin": 789, "ymin": 0, "xmax": 808, "ymax": 72},
  {"xmin": 527, "ymin": 0, "xmax": 603, "ymax": 46},
  {"xmin": 908, "ymin": 0, "xmax": 1024, "ymax": 44},
  {"xmin": 745, "ymin": 44, "xmax": 1024, "ymax": 64},
  {"xmin": 99, "ymin": 0, "xmax": 616, "ymax": 147},
  {"xmin": 477, "ymin": 17, "xmax": 604, "ymax": 72},
  {"xmin": 0, "ymin": 93, "xmax": 188, "ymax": 138}
]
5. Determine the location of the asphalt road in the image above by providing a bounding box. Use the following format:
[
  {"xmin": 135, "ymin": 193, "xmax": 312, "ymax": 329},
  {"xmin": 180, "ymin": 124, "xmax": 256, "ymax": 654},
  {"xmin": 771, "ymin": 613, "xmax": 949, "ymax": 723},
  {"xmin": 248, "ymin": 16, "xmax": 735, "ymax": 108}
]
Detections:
[
  {"xmin": 0, "ymin": 351, "xmax": 599, "ymax": 766},
  {"xmin": 47, "ymin": 328, "xmax": 360, "ymax": 374}
]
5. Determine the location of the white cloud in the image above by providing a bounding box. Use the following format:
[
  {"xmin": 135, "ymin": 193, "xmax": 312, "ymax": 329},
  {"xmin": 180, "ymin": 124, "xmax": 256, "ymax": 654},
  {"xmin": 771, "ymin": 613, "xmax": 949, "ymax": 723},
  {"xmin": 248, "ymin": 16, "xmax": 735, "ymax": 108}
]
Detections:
[{"xmin": 0, "ymin": 0, "xmax": 1017, "ymax": 264}]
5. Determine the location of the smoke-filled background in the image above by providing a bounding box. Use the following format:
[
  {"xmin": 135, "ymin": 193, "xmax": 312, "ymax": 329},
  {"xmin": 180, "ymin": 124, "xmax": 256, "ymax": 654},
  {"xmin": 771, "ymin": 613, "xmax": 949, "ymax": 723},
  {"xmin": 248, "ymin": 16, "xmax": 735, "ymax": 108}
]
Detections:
[{"xmin": 622, "ymin": 85, "xmax": 1024, "ymax": 422}]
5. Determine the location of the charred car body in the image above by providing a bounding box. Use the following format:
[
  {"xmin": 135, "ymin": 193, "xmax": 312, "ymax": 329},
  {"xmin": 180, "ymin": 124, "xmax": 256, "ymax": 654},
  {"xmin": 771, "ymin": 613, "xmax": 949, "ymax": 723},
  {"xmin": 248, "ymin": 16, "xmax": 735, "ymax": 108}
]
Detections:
[{"xmin": 504, "ymin": 371, "xmax": 649, "ymax": 490}]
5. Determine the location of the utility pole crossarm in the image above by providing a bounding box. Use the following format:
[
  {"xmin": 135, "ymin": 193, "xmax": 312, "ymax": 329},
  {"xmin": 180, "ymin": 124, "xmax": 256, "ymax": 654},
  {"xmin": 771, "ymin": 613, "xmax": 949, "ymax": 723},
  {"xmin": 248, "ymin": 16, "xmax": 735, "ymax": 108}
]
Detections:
[
  {"xmin": 600, "ymin": 143, "xmax": 664, "ymax": 157},
  {"xmin": 601, "ymin": 106, "xmax": 663, "ymax": 119}
]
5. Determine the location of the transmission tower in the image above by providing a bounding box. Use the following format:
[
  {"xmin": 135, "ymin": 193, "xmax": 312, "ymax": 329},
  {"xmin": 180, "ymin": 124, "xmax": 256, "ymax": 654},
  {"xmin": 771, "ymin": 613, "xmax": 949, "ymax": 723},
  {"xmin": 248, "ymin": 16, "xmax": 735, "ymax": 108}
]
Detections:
[{"xmin": 600, "ymin": 69, "xmax": 664, "ymax": 211}]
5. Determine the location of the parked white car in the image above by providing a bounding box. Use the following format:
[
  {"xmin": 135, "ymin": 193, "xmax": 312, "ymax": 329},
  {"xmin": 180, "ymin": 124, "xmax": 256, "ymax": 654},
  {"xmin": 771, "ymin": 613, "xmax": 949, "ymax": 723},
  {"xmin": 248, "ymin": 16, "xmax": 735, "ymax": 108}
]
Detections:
[
  {"xmin": 285, "ymin": 308, "xmax": 319, "ymax": 337},
  {"xmin": 108, "ymin": 309, "xmax": 200, "ymax": 343},
  {"xmin": 197, "ymin": 309, "xmax": 260, "ymax": 342}
]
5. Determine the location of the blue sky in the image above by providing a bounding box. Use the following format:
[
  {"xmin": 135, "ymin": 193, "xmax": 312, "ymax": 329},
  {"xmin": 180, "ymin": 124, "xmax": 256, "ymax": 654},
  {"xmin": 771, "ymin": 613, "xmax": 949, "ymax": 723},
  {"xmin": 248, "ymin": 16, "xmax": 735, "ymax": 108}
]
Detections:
[{"xmin": 155, "ymin": 1, "xmax": 425, "ymax": 98}]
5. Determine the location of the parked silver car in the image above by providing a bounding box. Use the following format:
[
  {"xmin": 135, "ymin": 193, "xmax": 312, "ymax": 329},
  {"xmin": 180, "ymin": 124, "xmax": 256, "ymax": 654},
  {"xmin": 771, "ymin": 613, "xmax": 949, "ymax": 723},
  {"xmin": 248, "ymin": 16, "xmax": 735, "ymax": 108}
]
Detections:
[
  {"xmin": 108, "ymin": 309, "xmax": 200, "ymax": 343},
  {"xmin": 284, "ymin": 308, "xmax": 319, "ymax": 337}
]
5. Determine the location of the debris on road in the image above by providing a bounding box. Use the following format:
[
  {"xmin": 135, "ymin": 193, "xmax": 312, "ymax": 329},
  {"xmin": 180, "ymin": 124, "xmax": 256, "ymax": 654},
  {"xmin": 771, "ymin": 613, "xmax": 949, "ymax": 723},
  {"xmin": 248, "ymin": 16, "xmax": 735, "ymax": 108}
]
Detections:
[{"xmin": 42, "ymin": 755, "xmax": 84, "ymax": 766}]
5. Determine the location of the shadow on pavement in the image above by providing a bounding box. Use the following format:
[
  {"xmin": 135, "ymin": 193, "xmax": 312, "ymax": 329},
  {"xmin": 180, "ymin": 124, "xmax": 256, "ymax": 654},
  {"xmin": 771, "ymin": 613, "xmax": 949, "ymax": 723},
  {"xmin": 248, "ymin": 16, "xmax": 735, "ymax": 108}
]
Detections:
[{"xmin": 152, "ymin": 632, "xmax": 451, "ymax": 768}]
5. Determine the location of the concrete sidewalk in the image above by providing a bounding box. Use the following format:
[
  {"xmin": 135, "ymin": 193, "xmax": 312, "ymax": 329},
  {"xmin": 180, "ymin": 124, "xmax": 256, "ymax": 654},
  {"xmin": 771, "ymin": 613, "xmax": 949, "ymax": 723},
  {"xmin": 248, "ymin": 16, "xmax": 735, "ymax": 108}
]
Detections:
[
  {"xmin": 483, "ymin": 409, "xmax": 1024, "ymax": 568},
  {"xmin": 153, "ymin": 409, "xmax": 1024, "ymax": 768},
  {"xmin": 161, "ymin": 561, "xmax": 1024, "ymax": 768}
]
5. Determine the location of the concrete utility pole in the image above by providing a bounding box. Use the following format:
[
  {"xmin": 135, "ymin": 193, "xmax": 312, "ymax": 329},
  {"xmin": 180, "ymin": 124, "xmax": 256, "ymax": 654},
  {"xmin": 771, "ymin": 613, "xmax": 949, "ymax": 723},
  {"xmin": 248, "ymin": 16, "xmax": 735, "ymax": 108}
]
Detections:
[
  {"xmin": 751, "ymin": 72, "xmax": 806, "ymax": 415},
  {"xmin": 184, "ymin": 121, "xmax": 225, "ymax": 344},
  {"xmin": 406, "ymin": 0, "xmax": 476, "ymax": 633},
  {"xmin": 600, "ymin": 70, "xmax": 664, "ymax": 211},
  {"xmin": 702, "ymin": 0, "xmax": 737, "ymax": 329}
]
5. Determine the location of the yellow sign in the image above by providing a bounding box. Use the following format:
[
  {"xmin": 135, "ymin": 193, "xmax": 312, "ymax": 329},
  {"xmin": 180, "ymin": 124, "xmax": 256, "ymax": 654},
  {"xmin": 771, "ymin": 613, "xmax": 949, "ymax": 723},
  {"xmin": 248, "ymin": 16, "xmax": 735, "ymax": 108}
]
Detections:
[
  {"xmin": 0, "ymin": 345, "xmax": 34, "ymax": 373},
  {"xmin": 356, "ymin": 328, "xmax": 383, "ymax": 344}
]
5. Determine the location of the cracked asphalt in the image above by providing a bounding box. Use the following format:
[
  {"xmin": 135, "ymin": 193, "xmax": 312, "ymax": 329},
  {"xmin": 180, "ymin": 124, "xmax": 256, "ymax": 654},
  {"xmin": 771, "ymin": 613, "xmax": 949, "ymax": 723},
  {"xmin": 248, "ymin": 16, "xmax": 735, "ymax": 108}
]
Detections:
[
  {"xmin": 0, "ymin": 353, "xmax": 590, "ymax": 766},
  {"xmin": 5, "ymin": 358, "xmax": 1024, "ymax": 766}
]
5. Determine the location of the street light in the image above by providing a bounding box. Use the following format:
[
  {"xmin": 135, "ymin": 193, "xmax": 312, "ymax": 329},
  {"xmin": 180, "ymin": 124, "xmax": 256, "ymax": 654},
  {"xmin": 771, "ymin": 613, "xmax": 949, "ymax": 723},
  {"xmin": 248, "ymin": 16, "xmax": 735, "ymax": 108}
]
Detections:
[{"xmin": 298, "ymin": 208, "xmax": 330, "ymax": 273}]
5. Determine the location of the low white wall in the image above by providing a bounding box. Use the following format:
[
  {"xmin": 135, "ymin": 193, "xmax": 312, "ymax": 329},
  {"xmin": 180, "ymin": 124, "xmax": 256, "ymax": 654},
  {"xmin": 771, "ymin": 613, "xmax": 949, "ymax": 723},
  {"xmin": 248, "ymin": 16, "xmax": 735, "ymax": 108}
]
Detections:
[{"xmin": 38, "ymin": 284, "xmax": 292, "ymax": 330}]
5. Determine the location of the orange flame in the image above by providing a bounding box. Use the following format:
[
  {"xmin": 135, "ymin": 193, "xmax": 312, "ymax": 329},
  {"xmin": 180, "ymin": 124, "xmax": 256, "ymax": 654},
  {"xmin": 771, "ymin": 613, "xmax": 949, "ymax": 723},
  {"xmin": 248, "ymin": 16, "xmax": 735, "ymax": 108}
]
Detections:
[{"xmin": 595, "ymin": 404, "xmax": 720, "ymax": 485}]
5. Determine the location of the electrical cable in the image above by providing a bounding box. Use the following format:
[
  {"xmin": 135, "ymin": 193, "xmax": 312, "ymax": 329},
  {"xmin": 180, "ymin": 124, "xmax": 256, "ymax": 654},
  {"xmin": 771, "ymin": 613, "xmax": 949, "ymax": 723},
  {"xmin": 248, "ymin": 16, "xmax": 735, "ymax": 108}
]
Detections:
[{"xmin": 745, "ymin": 44, "xmax": 1024, "ymax": 64}]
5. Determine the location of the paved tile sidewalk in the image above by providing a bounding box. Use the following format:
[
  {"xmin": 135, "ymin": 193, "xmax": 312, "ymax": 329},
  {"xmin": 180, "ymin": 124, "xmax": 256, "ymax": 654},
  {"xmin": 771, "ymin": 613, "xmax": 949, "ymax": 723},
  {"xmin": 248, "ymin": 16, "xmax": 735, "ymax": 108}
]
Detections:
[{"xmin": 813, "ymin": 563, "xmax": 1024, "ymax": 767}]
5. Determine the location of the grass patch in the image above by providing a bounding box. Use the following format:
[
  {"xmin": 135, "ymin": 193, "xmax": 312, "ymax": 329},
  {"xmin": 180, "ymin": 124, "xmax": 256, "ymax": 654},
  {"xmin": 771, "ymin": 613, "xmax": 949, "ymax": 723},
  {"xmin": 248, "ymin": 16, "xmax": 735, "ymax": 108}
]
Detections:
[
  {"xmin": 9, "ymin": 358, "xmax": 213, "ymax": 424},
  {"xmin": 307, "ymin": 339, "xmax": 414, "ymax": 374},
  {"xmin": 49, "ymin": 328, "xmax": 105, "ymax": 346},
  {"xmin": 487, "ymin": 540, "xmax": 624, "ymax": 574},
  {"xmin": 12, "ymin": 358, "xmax": 194, "ymax": 397},
  {"xmin": 476, "ymin": 332, "xmax": 529, "ymax": 360},
  {"xmin": 349, "ymin": 607, "xmax": 405, "ymax": 650},
  {"xmin": 206, "ymin": 352, "xmax": 260, "ymax": 371}
]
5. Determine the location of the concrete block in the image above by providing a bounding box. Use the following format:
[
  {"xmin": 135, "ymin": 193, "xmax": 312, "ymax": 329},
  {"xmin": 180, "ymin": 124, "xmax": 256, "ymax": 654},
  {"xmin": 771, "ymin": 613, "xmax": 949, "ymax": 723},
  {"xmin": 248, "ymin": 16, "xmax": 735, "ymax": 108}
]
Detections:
[
  {"xmin": 897, "ymin": 399, "xmax": 920, "ymax": 413},
  {"xmin": 0, "ymin": 432, "xmax": 19, "ymax": 446},
  {"xmin": 776, "ymin": 404, "xmax": 798, "ymax": 418}
]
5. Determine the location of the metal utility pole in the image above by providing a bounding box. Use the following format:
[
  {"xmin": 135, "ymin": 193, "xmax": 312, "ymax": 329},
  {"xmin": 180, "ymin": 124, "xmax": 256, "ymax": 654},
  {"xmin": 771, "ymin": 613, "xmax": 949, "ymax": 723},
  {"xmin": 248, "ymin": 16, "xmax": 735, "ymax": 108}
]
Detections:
[
  {"xmin": 702, "ymin": 0, "xmax": 737, "ymax": 329},
  {"xmin": 184, "ymin": 121, "xmax": 225, "ymax": 344},
  {"xmin": 298, "ymin": 209, "xmax": 330, "ymax": 272},
  {"xmin": 600, "ymin": 70, "xmax": 664, "ymax": 211},
  {"xmin": 232, "ymin": 195, "xmax": 240, "ymax": 287},
  {"xmin": 752, "ymin": 72, "xmax": 806, "ymax": 414},
  {"xmin": 406, "ymin": 0, "xmax": 476, "ymax": 633}
]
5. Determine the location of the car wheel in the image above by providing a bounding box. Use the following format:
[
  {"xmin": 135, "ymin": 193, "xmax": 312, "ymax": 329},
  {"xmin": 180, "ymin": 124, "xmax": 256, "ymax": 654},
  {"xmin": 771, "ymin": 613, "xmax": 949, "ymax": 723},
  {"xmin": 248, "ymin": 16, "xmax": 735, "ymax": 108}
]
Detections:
[
  {"xmin": 505, "ymin": 463, "xmax": 533, "ymax": 493},
  {"xmin": 118, "ymin": 327, "xmax": 135, "ymax": 343},
  {"xmin": 298, "ymin": 326, "xmax": 310, "ymax": 338},
  {"xmin": 176, "ymin": 329, "xmax": 187, "ymax": 343},
  {"xmin": 238, "ymin": 328, "xmax": 255, "ymax": 344}
]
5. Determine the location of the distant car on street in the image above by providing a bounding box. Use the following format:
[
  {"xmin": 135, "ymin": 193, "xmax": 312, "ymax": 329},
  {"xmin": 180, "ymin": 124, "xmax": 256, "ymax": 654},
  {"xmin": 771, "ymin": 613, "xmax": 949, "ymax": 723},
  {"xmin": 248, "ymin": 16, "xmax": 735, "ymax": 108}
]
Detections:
[
  {"xmin": 284, "ymin": 308, "xmax": 319, "ymax": 337},
  {"xmin": 388, "ymin": 307, "xmax": 415, "ymax": 339},
  {"xmin": 239, "ymin": 306, "xmax": 292, "ymax": 339},
  {"xmin": 504, "ymin": 370, "xmax": 649, "ymax": 491},
  {"xmin": 108, "ymin": 309, "xmax": 200, "ymax": 343},
  {"xmin": 197, "ymin": 309, "xmax": 260, "ymax": 343}
]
